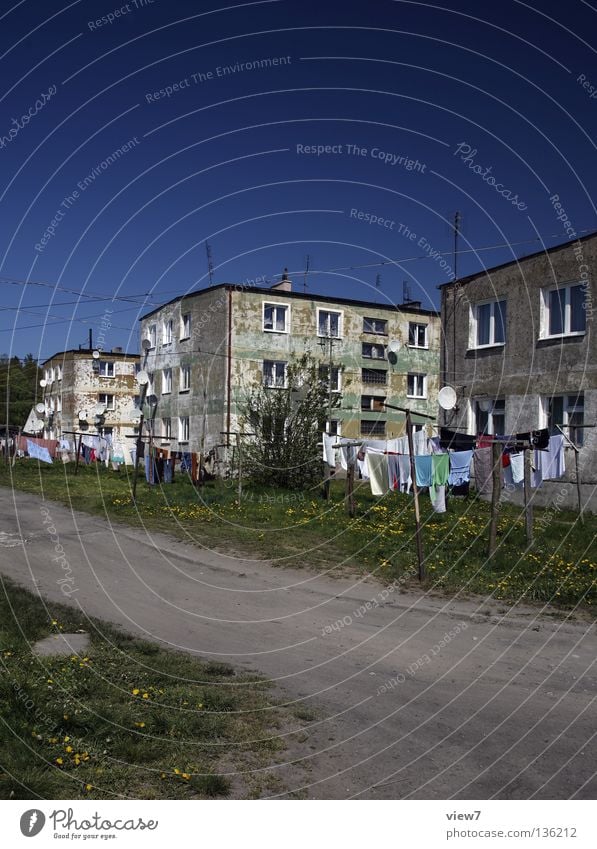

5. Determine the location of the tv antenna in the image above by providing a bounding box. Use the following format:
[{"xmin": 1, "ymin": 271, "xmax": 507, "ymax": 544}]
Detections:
[
  {"xmin": 403, "ymin": 280, "xmax": 413, "ymax": 303},
  {"xmin": 205, "ymin": 241, "xmax": 215, "ymax": 286},
  {"xmin": 375, "ymin": 273, "xmax": 381, "ymax": 289},
  {"xmin": 303, "ymin": 254, "xmax": 311, "ymax": 293}
]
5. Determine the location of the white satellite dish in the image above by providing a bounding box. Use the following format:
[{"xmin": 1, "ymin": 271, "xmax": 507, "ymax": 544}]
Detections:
[
  {"xmin": 31, "ymin": 418, "xmax": 43, "ymax": 431},
  {"xmin": 438, "ymin": 386, "xmax": 457, "ymax": 411},
  {"xmin": 478, "ymin": 397, "xmax": 492, "ymax": 413},
  {"xmin": 141, "ymin": 338, "xmax": 152, "ymax": 351},
  {"xmin": 39, "ymin": 379, "xmax": 47, "ymax": 387},
  {"xmin": 92, "ymin": 350, "xmax": 100, "ymax": 359},
  {"xmin": 387, "ymin": 340, "xmax": 401, "ymax": 354},
  {"xmin": 35, "ymin": 403, "xmax": 45, "ymax": 414},
  {"xmin": 78, "ymin": 409, "xmax": 88, "ymax": 421},
  {"xmin": 93, "ymin": 403, "xmax": 106, "ymax": 416},
  {"xmin": 136, "ymin": 370, "xmax": 149, "ymax": 385}
]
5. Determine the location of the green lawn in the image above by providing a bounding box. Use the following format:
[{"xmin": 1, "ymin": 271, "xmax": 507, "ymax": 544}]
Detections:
[
  {"xmin": 0, "ymin": 579, "xmax": 291, "ymax": 800},
  {"xmin": 0, "ymin": 460, "xmax": 595, "ymax": 609}
]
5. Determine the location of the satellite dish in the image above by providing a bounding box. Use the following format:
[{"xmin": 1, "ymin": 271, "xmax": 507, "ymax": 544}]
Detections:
[
  {"xmin": 478, "ymin": 397, "xmax": 492, "ymax": 413},
  {"xmin": 35, "ymin": 403, "xmax": 45, "ymax": 414},
  {"xmin": 78, "ymin": 410, "xmax": 88, "ymax": 421},
  {"xmin": 141, "ymin": 338, "xmax": 152, "ymax": 351},
  {"xmin": 387, "ymin": 352, "xmax": 398, "ymax": 366},
  {"xmin": 92, "ymin": 350, "xmax": 100, "ymax": 359},
  {"xmin": 94, "ymin": 403, "xmax": 106, "ymax": 416},
  {"xmin": 146, "ymin": 394, "xmax": 158, "ymax": 406},
  {"xmin": 31, "ymin": 419, "xmax": 43, "ymax": 430},
  {"xmin": 438, "ymin": 386, "xmax": 457, "ymax": 411},
  {"xmin": 39, "ymin": 379, "xmax": 47, "ymax": 387},
  {"xmin": 136, "ymin": 370, "xmax": 149, "ymax": 385},
  {"xmin": 387, "ymin": 340, "xmax": 401, "ymax": 354}
]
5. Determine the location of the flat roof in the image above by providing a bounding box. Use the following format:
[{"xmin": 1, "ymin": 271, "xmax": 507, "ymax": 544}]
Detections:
[
  {"xmin": 439, "ymin": 229, "xmax": 597, "ymax": 289},
  {"xmin": 139, "ymin": 283, "xmax": 439, "ymax": 321},
  {"xmin": 42, "ymin": 348, "xmax": 140, "ymax": 366}
]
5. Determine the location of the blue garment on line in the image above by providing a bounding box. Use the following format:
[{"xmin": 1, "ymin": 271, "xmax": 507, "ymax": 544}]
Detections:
[
  {"xmin": 414, "ymin": 455, "xmax": 432, "ymax": 487},
  {"xmin": 163, "ymin": 459, "xmax": 173, "ymax": 484},
  {"xmin": 448, "ymin": 450, "xmax": 473, "ymax": 486}
]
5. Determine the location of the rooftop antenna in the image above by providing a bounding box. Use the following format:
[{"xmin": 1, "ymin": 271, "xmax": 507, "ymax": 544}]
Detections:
[
  {"xmin": 205, "ymin": 241, "xmax": 215, "ymax": 286},
  {"xmin": 403, "ymin": 280, "xmax": 412, "ymax": 303},
  {"xmin": 375, "ymin": 273, "xmax": 382, "ymax": 289},
  {"xmin": 303, "ymin": 254, "xmax": 311, "ymax": 293}
]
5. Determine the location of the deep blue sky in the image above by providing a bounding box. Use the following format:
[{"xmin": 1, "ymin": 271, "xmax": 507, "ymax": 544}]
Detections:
[{"xmin": 1, "ymin": 0, "xmax": 596, "ymax": 360}]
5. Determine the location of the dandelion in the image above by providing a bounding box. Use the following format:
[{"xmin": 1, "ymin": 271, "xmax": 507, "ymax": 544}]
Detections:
[
  {"xmin": 132, "ymin": 688, "xmax": 140, "ymax": 696},
  {"xmin": 55, "ymin": 757, "xmax": 63, "ymax": 765},
  {"xmin": 65, "ymin": 745, "xmax": 73, "ymax": 753},
  {"xmin": 85, "ymin": 784, "xmax": 93, "ymax": 792}
]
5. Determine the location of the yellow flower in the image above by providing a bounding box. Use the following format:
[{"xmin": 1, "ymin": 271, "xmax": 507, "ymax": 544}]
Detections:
[
  {"xmin": 63, "ymin": 736, "xmax": 70, "ymax": 742},
  {"xmin": 55, "ymin": 757, "xmax": 63, "ymax": 765},
  {"xmin": 132, "ymin": 688, "xmax": 140, "ymax": 695},
  {"xmin": 65, "ymin": 745, "xmax": 73, "ymax": 753},
  {"xmin": 181, "ymin": 773, "xmax": 191, "ymax": 780},
  {"xmin": 85, "ymin": 784, "xmax": 93, "ymax": 792},
  {"xmin": 142, "ymin": 692, "xmax": 149, "ymax": 699},
  {"xmin": 134, "ymin": 722, "xmax": 145, "ymax": 728}
]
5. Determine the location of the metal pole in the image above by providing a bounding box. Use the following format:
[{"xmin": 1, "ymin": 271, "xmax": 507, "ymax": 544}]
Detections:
[
  {"xmin": 574, "ymin": 450, "xmax": 584, "ymax": 524},
  {"xmin": 74, "ymin": 433, "xmax": 83, "ymax": 476},
  {"xmin": 131, "ymin": 383, "xmax": 148, "ymax": 503},
  {"xmin": 523, "ymin": 447, "xmax": 534, "ymax": 543},
  {"xmin": 488, "ymin": 440, "xmax": 502, "ymax": 557},
  {"xmin": 406, "ymin": 411, "xmax": 425, "ymax": 581}
]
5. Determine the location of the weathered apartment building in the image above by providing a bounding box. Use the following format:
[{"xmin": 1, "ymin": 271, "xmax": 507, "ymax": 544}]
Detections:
[
  {"xmin": 39, "ymin": 348, "xmax": 140, "ymax": 444},
  {"xmin": 138, "ymin": 276, "xmax": 441, "ymax": 457},
  {"xmin": 441, "ymin": 231, "xmax": 596, "ymax": 510}
]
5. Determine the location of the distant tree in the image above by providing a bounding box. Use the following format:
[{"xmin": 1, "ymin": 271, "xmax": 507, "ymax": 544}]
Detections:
[
  {"xmin": 0, "ymin": 354, "xmax": 41, "ymax": 427},
  {"xmin": 239, "ymin": 353, "xmax": 341, "ymax": 490}
]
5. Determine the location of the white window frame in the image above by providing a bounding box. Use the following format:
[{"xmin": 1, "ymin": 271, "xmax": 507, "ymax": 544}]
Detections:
[
  {"xmin": 98, "ymin": 360, "xmax": 115, "ymax": 378},
  {"xmin": 56, "ymin": 395, "xmax": 62, "ymax": 413},
  {"xmin": 47, "ymin": 367, "xmax": 54, "ymax": 383},
  {"xmin": 263, "ymin": 360, "xmax": 287, "ymax": 388},
  {"xmin": 162, "ymin": 368, "xmax": 172, "ymax": 394},
  {"xmin": 408, "ymin": 322, "xmax": 428, "ymax": 349},
  {"xmin": 317, "ymin": 308, "xmax": 343, "ymax": 338},
  {"xmin": 319, "ymin": 364, "xmax": 342, "ymax": 392},
  {"xmin": 540, "ymin": 283, "xmax": 586, "ymax": 339},
  {"xmin": 56, "ymin": 365, "xmax": 62, "ymax": 380},
  {"xmin": 179, "ymin": 365, "xmax": 191, "ymax": 392},
  {"xmin": 407, "ymin": 372, "xmax": 427, "ymax": 399},
  {"xmin": 162, "ymin": 417, "xmax": 172, "ymax": 442},
  {"xmin": 362, "ymin": 342, "xmax": 386, "ymax": 359},
  {"xmin": 180, "ymin": 312, "xmax": 191, "ymax": 340},
  {"xmin": 162, "ymin": 318, "xmax": 173, "ymax": 345},
  {"xmin": 147, "ymin": 324, "xmax": 157, "ymax": 349},
  {"xmin": 262, "ymin": 301, "xmax": 290, "ymax": 334},
  {"xmin": 363, "ymin": 316, "xmax": 388, "ymax": 335},
  {"xmin": 98, "ymin": 393, "xmax": 115, "ymax": 411},
  {"xmin": 178, "ymin": 416, "xmax": 189, "ymax": 443},
  {"xmin": 326, "ymin": 420, "xmax": 341, "ymax": 436},
  {"xmin": 361, "ymin": 395, "xmax": 386, "ymax": 411},
  {"xmin": 469, "ymin": 299, "xmax": 507, "ymax": 349},
  {"xmin": 542, "ymin": 393, "xmax": 584, "ymax": 445},
  {"xmin": 472, "ymin": 397, "xmax": 506, "ymax": 435},
  {"xmin": 147, "ymin": 372, "xmax": 154, "ymax": 395}
]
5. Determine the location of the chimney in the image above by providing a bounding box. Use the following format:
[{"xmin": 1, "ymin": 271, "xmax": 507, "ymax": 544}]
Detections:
[{"xmin": 270, "ymin": 267, "xmax": 292, "ymax": 292}]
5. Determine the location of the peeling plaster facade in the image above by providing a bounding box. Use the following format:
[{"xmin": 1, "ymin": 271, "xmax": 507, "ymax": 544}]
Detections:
[
  {"xmin": 440, "ymin": 232, "xmax": 597, "ymax": 512},
  {"xmin": 40, "ymin": 349, "xmax": 140, "ymax": 446},
  {"xmin": 140, "ymin": 283, "xmax": 440, "ymax": 461}
]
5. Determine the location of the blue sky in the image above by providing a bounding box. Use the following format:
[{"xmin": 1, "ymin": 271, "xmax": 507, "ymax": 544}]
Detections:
[{"xmin": 1, "ymin": 0, "xmax": 596, "ymax": 360}]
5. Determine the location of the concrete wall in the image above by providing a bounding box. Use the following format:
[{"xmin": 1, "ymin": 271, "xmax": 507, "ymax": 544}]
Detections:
[{"xmin": 441, "ymin": 235, "xmax": 597, "ymax": 511}]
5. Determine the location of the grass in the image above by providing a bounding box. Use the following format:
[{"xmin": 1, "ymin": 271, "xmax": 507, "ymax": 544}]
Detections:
[
  {"xmin": 0, "ymin": 579, "xmax": 290, "ymax": 800},
  {"xmin": 0, "ymin": 459, "xmax": 595, "ymax": 610}
]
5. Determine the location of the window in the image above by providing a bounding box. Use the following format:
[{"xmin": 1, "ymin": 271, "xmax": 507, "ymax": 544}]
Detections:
[
  {"xmin": 361, "ymin": 395, "xmax": 386, "ymax": 412},
  {"xmin": 180, "ymin": 365, "xmax": 191, "ymax": 392},
  {"xmin": 318, "ymin": 309, "xmax": 342, "ymax": 338},
  {"xmin": 542, "ymin": 284, "xmax": 586, "ymax": 337},
  {"xmin": 363, "ymin": 317, "xmax": 387, "ymax": 335},
  {"xmin": 318, "ymin": 365, "xmax": 341, "ymax": 392},
  {"xmin": 98, "ymin": 393, "xmax": 114, "ymax": 410},
  {"xmin": 546, "ymin": 394, "xmax": 584, "ymax": 446},
  {"xmin": 263, "ymin": 360, "xmax": 287, "ymax": 388},
  {"xmin": 147, "ymin": 372, "xmax": 154, "ymax": 395},
  {"xmin": 263, "ymin": 302, "xmax": 289, "ymax": 333},
  {"xmin": 474, "ymin": 398, "xmax": 505, "ymax": 435},
  {"xmin": 47, "ymin": 367, "xmax": 54, "ymax": 382},
  {"xmin": 408, "ymin": 322, "xmax": 428, "ymax": 348},
  {"xmin": 471, "ymin": 300, "xmax": 506, "ymax": 347},
  {"xmin": 327, "ymin": 420, "xmax": 341, "ymax": 436},
  {"xmin": 56, "ymin": 365, "xmax": 62, "ymax": 380},
  {"xmin": 180, "ymin": 313, "xmax": 191, "ymax": 339},
  {"xmin": 361, "ymin": 419, "xmax": 386, "ymax": 436},
  {"xmin": 162, "ymin": 319, "xmax": 173, "ymax": 344},
  {"xmin": 162, "ymin": 417, "xmax": 172, "ymax": 442},
  {"xmin": 362, "ymin": 368, "xmax": 387, "ymax": 385},
  {"xmin": 362, "ymin": 342, "xmax": 386, "ymax": 359},
  {"xmin": 147, "ymin": 324, "xmax": 157, "ymax": 348},
  {"xmin": 179, "ymin": 416, "xmax": 189, "ymax": 443},
  {"xmin": 98, "ymin": 360, "xmax": 115, "ymax": 377},
  {"xmin": 56, "ymin": 395, "xmax": 62, "ymax": 413},
  {"xmin": 162, "ymin": 368, "xmax": 172, "ymax": 394},
  {"xmin": 407, "ymin": 373, "xmax": 427, "ymax": 398}
]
